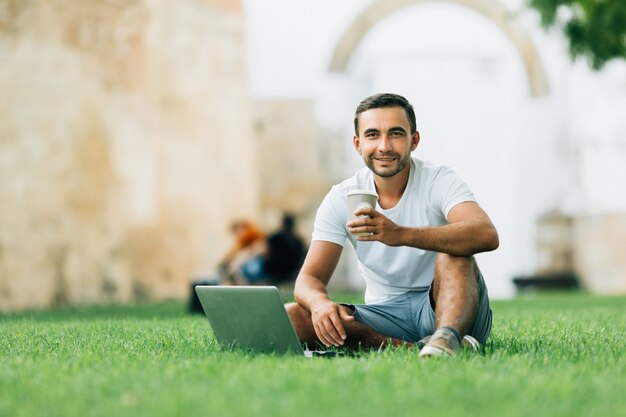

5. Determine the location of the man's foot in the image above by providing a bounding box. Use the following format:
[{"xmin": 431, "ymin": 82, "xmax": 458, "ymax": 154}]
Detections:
[
  {"xmin": 419, "ymin": 327, "xmax": 461, "ymax": 357},
  {"xmin": 418, "ymin": 327, "xmax": 480, "ymax": 357},
  {"xmin": 417, "ymin": 334, "xmax": 481, "ymax": 351}
]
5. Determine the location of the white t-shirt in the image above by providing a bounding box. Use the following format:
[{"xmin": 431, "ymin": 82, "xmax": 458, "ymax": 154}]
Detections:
[{"xmin": 312, "ymin": 158, "xmax": 476, "ymax": 304}]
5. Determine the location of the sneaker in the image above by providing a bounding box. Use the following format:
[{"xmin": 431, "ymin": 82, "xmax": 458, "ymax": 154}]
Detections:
[
  {"xmin": 419, "ymin": 327, "xmax": 461, "ymax": 357},
  {"xmin": 418, "ymin": 330, "xmax": 480, "ymax": 357},
  {"xmin": 461, "ymin": 334, "xmax": 480, "ymax": 351},
  {"xmin": 417, "ymin": 334, "xmax": 481, "ymax": 350}
]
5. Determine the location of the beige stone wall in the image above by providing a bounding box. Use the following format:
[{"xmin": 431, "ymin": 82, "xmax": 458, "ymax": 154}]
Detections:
[
  {"xmin": 253, "ymin": 100, "xmax": 338, "ymax": 236},
  {"xmin": 0, "ymin": 0, "xmax": 258, "ymax": 310}
]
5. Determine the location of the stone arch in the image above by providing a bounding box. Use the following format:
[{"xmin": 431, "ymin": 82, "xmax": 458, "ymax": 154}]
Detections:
[{"xmin": 329, "ymin": 0, "xmax": 549, "ymax": 97}]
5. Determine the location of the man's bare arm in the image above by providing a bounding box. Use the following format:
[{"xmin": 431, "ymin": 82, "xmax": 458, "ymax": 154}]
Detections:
[
  {"xmin": 294, "ymin": 241, "xmax": 354, "ymax": 347},
  {"xmin": 349, "ymin": 201, "xmax": 499, "ymax": 256},
  {"xmin": 294, "ymin": 241, "xmax": 341, "ymax": 308}
]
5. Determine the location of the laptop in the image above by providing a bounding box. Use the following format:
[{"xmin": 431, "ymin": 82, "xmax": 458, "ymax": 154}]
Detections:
[{"xmin": 194, "ymin": 285, "xmax": 340, "ymax": 357}]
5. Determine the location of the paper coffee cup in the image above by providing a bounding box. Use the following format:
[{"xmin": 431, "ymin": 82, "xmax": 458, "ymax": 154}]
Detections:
[{"xmin": 346, "ymin": 189, "xmax": 378, "ymax": 236}]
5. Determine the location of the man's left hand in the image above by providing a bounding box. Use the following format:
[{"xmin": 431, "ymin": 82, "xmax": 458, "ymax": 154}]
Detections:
[{"xmin": 347, "ymin": 207, "xmax": 405, "ymax": 246}]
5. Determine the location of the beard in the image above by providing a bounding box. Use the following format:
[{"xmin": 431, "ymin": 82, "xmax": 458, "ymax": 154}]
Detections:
[{"xmin": 364, "ymin": 151, "xmax": 411, "ymax": 178}]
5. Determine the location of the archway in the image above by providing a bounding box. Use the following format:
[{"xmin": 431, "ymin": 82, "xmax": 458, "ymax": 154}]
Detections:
[{"xmin": 329, "ymin": 0, "xmax": 549, "ymax": 98}]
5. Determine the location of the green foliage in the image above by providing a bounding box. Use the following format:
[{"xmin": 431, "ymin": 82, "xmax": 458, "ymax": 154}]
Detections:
[
  {"xmin": 528, "ymin": 0, "xmax": 626, "ymax": 69},
  {"xmin": 1, "ymin": 294, "xmax": 625, "ymax": 417}
]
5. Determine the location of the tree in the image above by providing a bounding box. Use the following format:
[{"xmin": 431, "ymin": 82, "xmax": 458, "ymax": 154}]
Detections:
[{"xmin": 528, "ymin": 0, "xmax": 626, "ymax": 69}]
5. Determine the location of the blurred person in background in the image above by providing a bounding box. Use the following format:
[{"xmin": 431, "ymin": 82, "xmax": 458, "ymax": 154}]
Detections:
[
  {"xmin": 218, "ymin": 220, "xmax": 266, "ymax": 285},
  {"xmin": 263, "ymin": 213, "xmax": 307, "ymax": 285},
  {"xmin": 189, "ymin": 219, "xmax": 265, "ymax": 312},
  {"xmin": 286, "ymin": 93, "xmax": 499, "ymax": 357},
  {"xmin": 226, "ymin": 214, "xmax": 307, "ymax": 286}
]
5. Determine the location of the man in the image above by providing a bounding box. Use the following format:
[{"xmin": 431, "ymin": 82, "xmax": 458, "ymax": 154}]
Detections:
[{"xmin": 286, "ymin": 93, "xmax": 499, "ymax": 357}]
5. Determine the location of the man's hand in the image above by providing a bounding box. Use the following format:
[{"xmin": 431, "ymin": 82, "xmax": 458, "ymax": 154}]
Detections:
[
  {"xmin": 348, "ymin": 206, "xmax": 405, "ymax": 246},
  {"xmin": 310, "ymin": 297, "xmax": 355, "ymax": 347}
]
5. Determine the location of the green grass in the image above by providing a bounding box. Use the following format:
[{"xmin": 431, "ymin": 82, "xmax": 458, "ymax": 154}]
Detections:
[{"xmin": 1, "ymin": 293, "xmax": 624, "ymax": 417}]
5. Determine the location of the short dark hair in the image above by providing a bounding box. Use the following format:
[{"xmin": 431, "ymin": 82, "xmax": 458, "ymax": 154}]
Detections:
[{"xmin": 354, "ymin": 93, "xmax": 417, "ymax": 135}]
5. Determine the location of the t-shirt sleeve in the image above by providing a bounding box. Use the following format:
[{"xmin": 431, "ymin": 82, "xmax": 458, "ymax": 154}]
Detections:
[
  {"xmin": 311, "ymin": 186, "xmax": 348, "ymax": 246},
  {"xmin": 429, "ymin": 166, "xmax": 476, "ymax": 220}
]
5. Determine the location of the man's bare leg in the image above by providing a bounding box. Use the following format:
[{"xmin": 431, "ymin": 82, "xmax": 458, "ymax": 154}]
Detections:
[
  {"xmin": 285, "ymin": 303, "xmax": 412, "ymax": 350},
  {"xmin": 431, "ymin": 253, "xmax": 479, "ymax": 336},
  {"xmin": 419, "ymin": 253, "xmax": 480, "ymax": 356}
]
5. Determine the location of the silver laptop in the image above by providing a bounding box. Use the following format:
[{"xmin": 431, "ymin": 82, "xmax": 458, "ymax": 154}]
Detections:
[{"xmin": 195, "ymin": 285, "xmax": 338, "ymax": 357}]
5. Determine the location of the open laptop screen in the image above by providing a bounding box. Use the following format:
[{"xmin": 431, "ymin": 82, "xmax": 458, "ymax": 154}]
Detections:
[{"xmin": 194, "ymin": 286, "xmax": 304, "ymax": 355}]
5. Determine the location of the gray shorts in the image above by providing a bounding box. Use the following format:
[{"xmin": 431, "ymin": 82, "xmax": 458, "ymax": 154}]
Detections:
[{"xmin": 343, "ymin": 272, "xmax": 492, "ymax": 344}]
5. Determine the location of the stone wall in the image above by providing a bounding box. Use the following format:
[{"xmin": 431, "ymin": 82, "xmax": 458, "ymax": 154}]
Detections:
[
  {"xmin": 253, "ymin": 100, "xmax": 338, "ymax": 234},
  {"xmin": 0, "ymin": 0, "xmax": 258, "ymax": 310}
]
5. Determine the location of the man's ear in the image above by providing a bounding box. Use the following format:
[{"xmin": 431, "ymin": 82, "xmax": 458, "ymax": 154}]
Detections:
[
  {"xmin": 353, "ymin": 135, "xmax": 362, "ymax": 154},
  {"xmin": 411, "ymin": 131, "xmax": 420, "ymax": 151}
]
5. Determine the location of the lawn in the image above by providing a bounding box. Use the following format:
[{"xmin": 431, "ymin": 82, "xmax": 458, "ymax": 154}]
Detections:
[{"xmin": 1, "ymin": 292, "xmax": 624, "ymax": 417}]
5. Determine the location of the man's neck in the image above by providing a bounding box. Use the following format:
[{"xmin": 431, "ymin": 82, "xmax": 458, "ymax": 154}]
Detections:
[{"xmin": 373, "ymin": 164, "xmax": 411, "ymax": 210}]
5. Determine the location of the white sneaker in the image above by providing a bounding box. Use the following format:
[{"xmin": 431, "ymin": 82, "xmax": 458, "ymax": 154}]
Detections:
[
  {"xmin": 419, "ymin": 328, "xmax": 462, "ymax": 357},
  {"xmin": 418, "ymin": 332, "xmax": 481, "ymax": 357}
]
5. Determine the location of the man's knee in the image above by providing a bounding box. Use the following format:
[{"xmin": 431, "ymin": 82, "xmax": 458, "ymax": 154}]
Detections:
[
  {"xmin": 285, "ymin": 303, "xmax": 312, "ymax": 334},
  {"xmin": 285, "ymin": 302, "xmax": 308, "ymax": 321},
  {"xmin": 435, "ymin": 253, "xmax": 477, "ymax": 273}
]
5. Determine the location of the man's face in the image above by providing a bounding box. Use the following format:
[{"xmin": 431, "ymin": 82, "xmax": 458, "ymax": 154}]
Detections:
[{"xmin": 353, "ymin": 106, "xmax": 419, "ymax": 178}]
